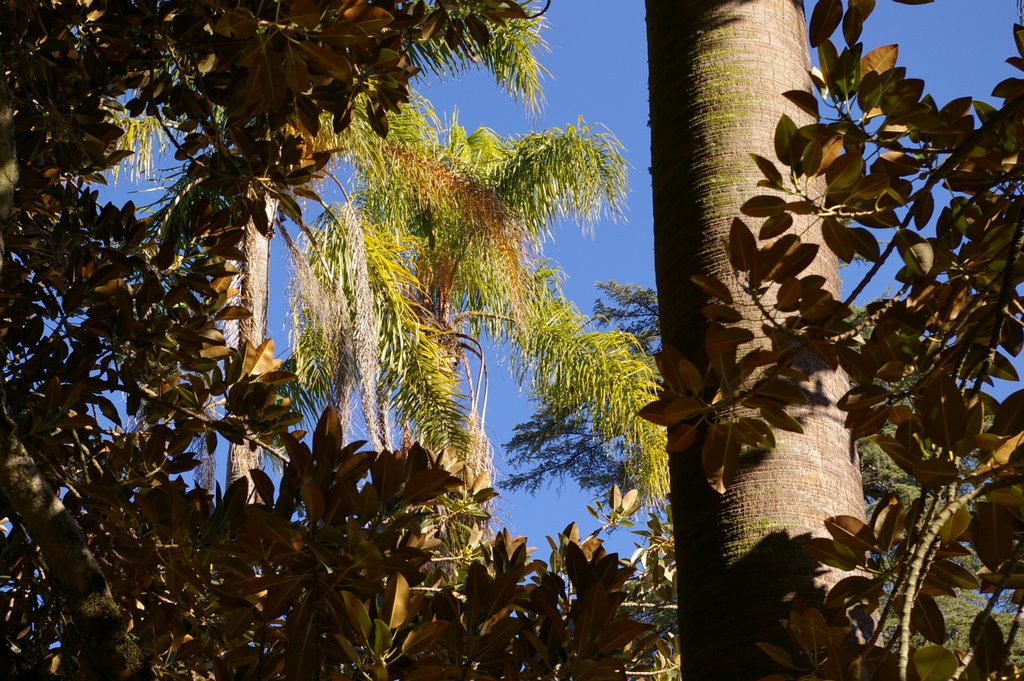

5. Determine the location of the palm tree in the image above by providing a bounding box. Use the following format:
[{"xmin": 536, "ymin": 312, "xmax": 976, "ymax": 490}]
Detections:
[
  {"xmin": 288, "ymin": 99, "xmax": 667, "ymax": 493},
  {"xmin": 109, "ymin": 11, "xmax": 553, "ymax": 497},
  {"xmin": 220, "ymin": 13, "xmax": 554, "ymax": 495},
  {"xmin": 645, "ymin": 2, "xmax": 866, "ymax": 679}
]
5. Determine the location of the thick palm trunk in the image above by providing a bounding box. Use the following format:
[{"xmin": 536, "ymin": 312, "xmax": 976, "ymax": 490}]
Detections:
[
  {"xmin": 225, "ymin": 200, "xmax": 277, "ymax": 498},
  {"xmin": 646, "ymin": 2, "xmax": 865, "ymax": 679}
]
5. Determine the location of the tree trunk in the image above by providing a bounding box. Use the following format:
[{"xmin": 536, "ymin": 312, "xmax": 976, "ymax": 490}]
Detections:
[
  {"xmin": 645, "ymin": 2, "xmax": 866, "ymax": 679},
  {"xmin": 225, "ymin": 199, "xmax": 277, "ymax": 499}
]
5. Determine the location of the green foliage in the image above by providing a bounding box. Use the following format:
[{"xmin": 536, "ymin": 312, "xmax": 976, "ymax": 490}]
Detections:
[
  {"xmin": 287, "ymin": 100, "xmax": 667, "ymax": 495},
  {"xmin": 505, "ymin": 281, "xmax": 660, "ymax": 495}
]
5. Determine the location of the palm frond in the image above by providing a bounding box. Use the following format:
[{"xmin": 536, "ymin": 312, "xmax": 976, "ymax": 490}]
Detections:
[
  {"xmin": 288, "ymin": 203, "xmax": 470, "ymax": 452},
  {"xmin": 407, "ymin": 15, "xmax": 550, "ymax": 114},
  {"xmin": 508, "ymin": 268, "xmax": 668, "ymax": 499},
  {"xmin": 493, "ymin": 119, "xmax": 629, "ymax": 238},
  {"xmin": 365, "ymin": 228, "xmax": 470, "ymax": 453},
  {"xmin": 104, "ymin": 109, "xmax": 169, "ymax": 184}
]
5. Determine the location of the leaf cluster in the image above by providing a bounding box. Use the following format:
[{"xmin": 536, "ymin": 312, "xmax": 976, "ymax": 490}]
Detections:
[{"xmin": 0, "ymin": 0, "xmax": 675, "ymax": 676}]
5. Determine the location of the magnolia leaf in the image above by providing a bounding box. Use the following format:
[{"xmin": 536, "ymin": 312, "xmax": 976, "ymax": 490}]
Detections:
[
  {"xmin": 798, "ymin": 607, "xmax": 830, "ymax": 654},
  {"xmin": 992, "ymin": 388, "xmax": 1024, "ymax": 436},
  {"xmin": 914, "ymin": 646, "xmax": 956, "ymax": 681},
  {"xmin": 341, "ymin": 4, "xmax": 393, "ymax": 27},
  {"xmin": 861, "ymin": 44, "xmax": 898, "ymax": 75},
  {"xmin": 808, "ymin": 0, "xmax": 842, "ymax": 48},
  {"xmin": 340, "ymin": 592, "xmax": 372, "ymax": 642},
  {"xmin": 869, "ymin": 495, "xmax": 905, "ymax": 552},
  {"xmin": 655, "ymin": 346, "xmax": 687, "ymax": 392},
  {"xmin": 774, "ymin": 114, "xmax": 799, "ymax": 166},
  {"xmin": 667, "ymin": 423, "xmax": 698, "ymax": 453},
  {"xmin": 677, "ymin": 357, "xmax": 705, "ymax": 395},
  {"xmin": 913, "ymin": 458, "xmax": 958, "ymax": 486},
  {"xmin": 638, "ymin": 396, "xmax": 704, "ymax": 427},
  {"xmin": 799, "ymin": 139, "xmax": 823, "ymax": 176},
  {"xmin": 383, "ymin": 572, "xmax": 410, "ymax": 630},
  {"xmin": 297, "ymin": 42, "xmax": 354, "ymax": 83},
  {"xmin": 301, "ymin": 482, "xmax": 325, "ymax": 523},
  {"xmin": 751, "ymin": 153, "xmax": 784, "ymax": 187},
  {"xmin": 938, "ymin": 503, "xmax": 970, "ymax": 544},
  {"xmin": 758, "ymin": 213, "xmax": 794, "ymax": 240},
  {"xmin": 825, "ymin": 515, "xmax": 879, "ymax": 554},
  {"xmin": 285, "ymin": 598, "xmax": 320, "ymax": 681},
  {"xmin": 741, "ymin": 195, "xmax": 787, "ymax": 218},
  {"xmin": 217, "ymin": 305, "xmax": 252, "ymax": 320},
  {"xmin": 837, "ymin": 384, "xmax": 888, "ymax": 411},
  {"xmin": 756, "ymin": 642, "xmax": 795, "ymax": 669},
  {"xmin": 842, "ymin": 5, "xmax": 865, "ymax": 45},
  {"xmin": 690, "ymin": 274, "xmax": 734, "ymax": 304},
  {"xmin": 970, "ymin": 612, "xmax": 1006, "ymax": 675},
  {"xmin": 705, "ymin": 326, "xmax": 755, "ymax": 358},
  {"xmin": 243, "ymin": 339, "xmax": 280, "ymax": 377},
  {"xmin": 289, "ymin": 0, "xmax": 322, "ymax": 29},
  {"xmin": 822, "ymin": 216, "xmax": 855, "ymax": 262},
  {"xmin": 825, "ymin": 575, "xmax": 884, "ymax": 612},
  {"xmin": 701, "ymin": 423, "xmax": 740, "ymax": 494},
  {"xmin": 760, "ymin": 406, "xmax": 804, "ymax": 433},
  {"xmin": 782, "ymin": 89, "xmax": 820, "ymax": 118},
  {"xmin": 911, "ymin": 595, "xmax": 946, "ymax": 644},
  {"xmin": 992, "ymin": 432, "xmax": 1024, "ymax": 465},
  {"xmin": 928, "ymin": 559, "xmax": 980, "ymax": 590},
  {"xmin": 729, "ymin": 217, "xmax": 759, "ymax": 271},
  {"xmin": 825, "ymin": 151, "xmax": 865, "ymax": 191},
  {"xmin": 805, "ymin": 537, "xmax": 861, "ymax": 571},
  {"xmin": 972, "ymin": 502, "xmax": 1014, "ymax": 571},
  {"xmin": 898, "ymin": 236, "xmax": 935, "ymax": 278},
  {"xmin": 701, "ymin": 303, "xmax": 743, "ymax": 323}
]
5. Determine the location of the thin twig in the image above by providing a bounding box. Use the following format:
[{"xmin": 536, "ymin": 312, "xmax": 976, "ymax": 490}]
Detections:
[
  {"xmin": 628, "ymin": 664, "xmax": 680, "ymax": 677},
  {"xmin": 898, "ymin": 476, "xmax": 1024, "ymax": 681},
  {"xmin": 526, "ymin": 0, "xmax": 552, "ymax": 20}
]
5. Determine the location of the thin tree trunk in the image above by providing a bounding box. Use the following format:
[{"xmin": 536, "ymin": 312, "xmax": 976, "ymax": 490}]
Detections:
[
  {"xmin": 646, "ymin": 2, "xmax": 865, "ymax": 679},
  {"xmin": 225, "ymin": 199, "xmax": 277, "ymax": 499},
  {"xmin": 0, "ymin": 75, "xmax": 149, "ymax": 681}
]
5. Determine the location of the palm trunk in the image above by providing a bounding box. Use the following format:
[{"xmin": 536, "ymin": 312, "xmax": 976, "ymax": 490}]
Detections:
[
  {"xmin": 646, "ymin": 2, "xmax": 865, "ymax": 679},
  {"xmin": 225, "ymin": 199, "xmax": 277, "ymax": 499}
]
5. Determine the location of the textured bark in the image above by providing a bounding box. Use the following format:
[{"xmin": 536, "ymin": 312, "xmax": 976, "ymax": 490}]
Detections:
[
  {"xmin": 0, "ymin": 76, "xmax": 149, "ymax": 680},
  {"xmin": 225, "ymin": 199, "xmax": 277, "ymax": 499},
  {"xmin": 0, "ymin": 71, "xmax": 14, "ymax": 278},
  {"xmin": 646, "ymin": 2, "xmax": 866, "ymax": 679}
]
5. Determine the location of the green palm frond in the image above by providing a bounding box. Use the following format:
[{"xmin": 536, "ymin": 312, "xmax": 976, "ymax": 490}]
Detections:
[
  {"xmin": 492, "ymin": 119, "xmax": 628, "ymax": 238},
  {"xmin": 351, "ymin": 114, "xmax": 628, "ymax": 325},
  {"xmin": 281, "ymin": 310, "xmax": 352, "ymax": 430},
  {"xmin": 289, "ymin": 203, "xmax": 469, "ymax": 452},
  {"xmin": 103, "ymin": 108, "xmax": 170, "ymax": 185},
  {"xmin": 508, "ymin": 267, "xmax": 668, "ymax": 499},
  {"xmin": 364, "ymin": 228, "xmax": 470, "ymax": 453},
  {"xmin": 407, "ymin": 15, "xmax": 549, "ymax": 114}
]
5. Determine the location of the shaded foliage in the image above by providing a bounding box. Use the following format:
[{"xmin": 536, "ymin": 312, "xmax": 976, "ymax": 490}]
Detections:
[{"xmin": 641, "ymin": 1, "xmax": 1024, "ymax": 678}]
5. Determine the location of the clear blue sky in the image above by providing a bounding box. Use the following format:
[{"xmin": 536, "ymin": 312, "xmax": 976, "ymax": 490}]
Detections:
[{"xmin": 406, "ymin": 1, "xmax": 1023, "ymax": 550}]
